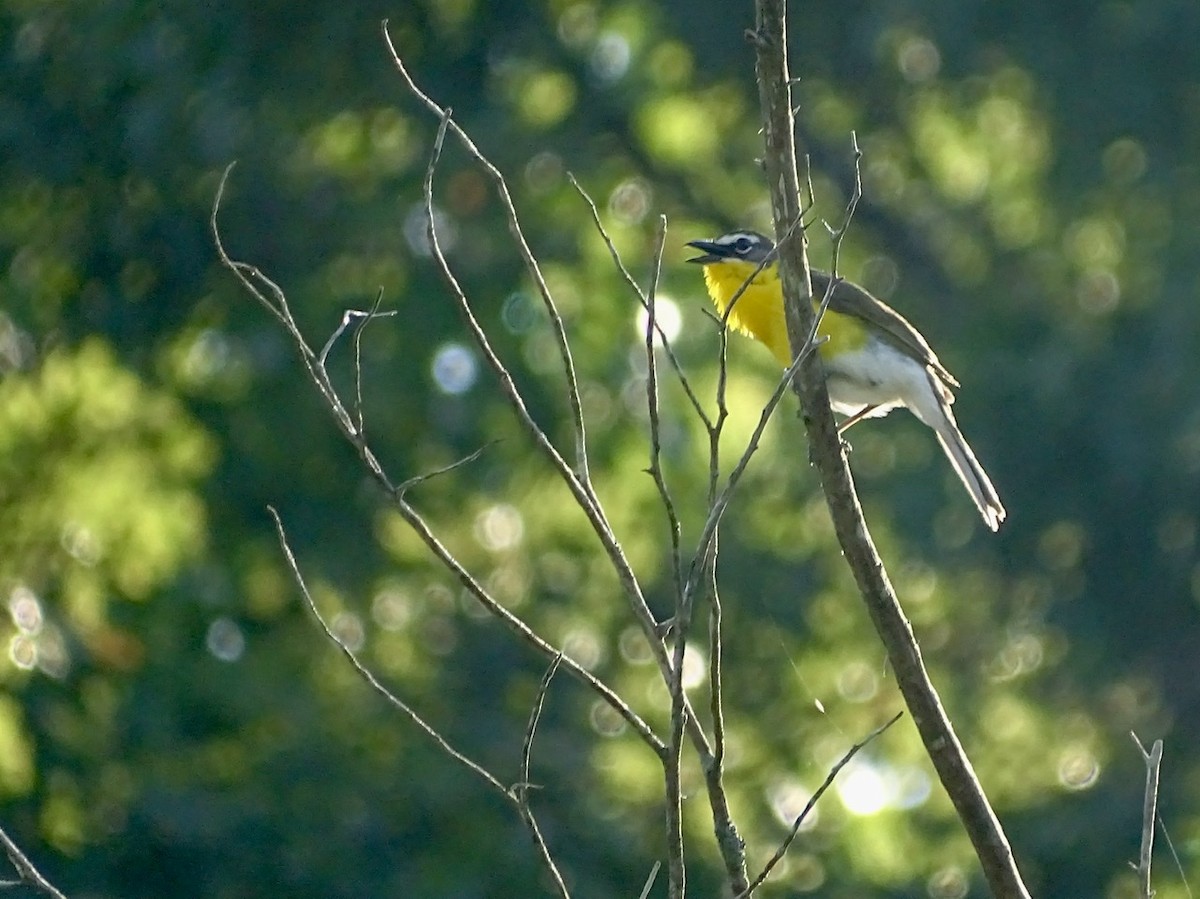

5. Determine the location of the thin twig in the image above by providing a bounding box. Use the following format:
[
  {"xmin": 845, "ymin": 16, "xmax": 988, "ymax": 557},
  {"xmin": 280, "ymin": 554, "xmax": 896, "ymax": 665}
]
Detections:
[
  {"xmin": 684, "ymin": 326, "xmax": 823, "ymax": 606},
  {"xmin": 318, "ymin": 303, "xmax": 397, "ymax": 370},
  {"xmin": 0, "ymin": 825, "xmax": 67, "ymax": 899},
  {"xmin": 515, "ymin": 655, "xmax": 569, "ymax": 899},
  {"xmin": 637, "ymin": 861, "xmax": 661, "ymax": 899},
  {"xmin": 270, "ymin": 506, "xmax": 512, "ymax": 798},
  {"xmin": 701, "ymin": 545, "xmax": 748, "ymax": 893},
  {"xmin": 706, "ymin": 561, "xmax": 727, "ymax": 772},
  {"xmin": 313, "ymin": 297, "xmax": 397, "ymax": 440},
  {"xmin": 352, "ymin": 290, "xmax": 389, "ymax": 436},
  {"xmin": 383, "ymin": 25, "xmax": 590, "ymax": 488},
  {"xmin": 570, "ymin": 175, "xmax": 709, "ymax": 426},
  {"xmin": 1131, "ymin": 732, "xmax": 1163, "ymax": 899},
  {"xmin": 276, "ymin": 505, "xmax": 577, "ymax": 896},
  {"xmin": 395, "ymin": 442, "xmax": 496, "ymax": 495},
  {"xmin": 642, "ymin": 215, "xmax": 685, "ymax": 609},
  {"xmin": 573, "ymin": 161, "xmax": 748, "ymax": 891},
  {"xmin": 700, "ymin": 203, "xmax": 810, "ymax": 536},
  {"xmin": 1158, "ymin": 816, "xmax": 1193, "ymax": 899},
  {"xmin": 664, "ymin": 598, "xmax": 690, "ymax": 899},
  {"xmin": 735, "ymin": 712, "xmax": 903, "ymax": 898},
  {"xmin": 392, "ymin": 491, "xmax": 663, "ymax": 751},
  {"xmin": 213, "ymin": 165, "xmax": 374, "ymax": 452}
]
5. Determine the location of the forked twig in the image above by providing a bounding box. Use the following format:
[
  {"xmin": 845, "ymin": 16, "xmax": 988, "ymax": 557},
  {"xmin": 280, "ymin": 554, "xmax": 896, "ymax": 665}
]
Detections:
[
  {"xmin": 515, "ymin": 655, "xmax": 569, "ymax": 899},
  {"xmin": 1131, "ymin": 732, "xmax": 1163, "ymax": 899},
  {"xmin": 274, "ymin": 506, "xmax": 577, "ymax": 896},
  {"xmin": 0, "ymin": 825, "xmax": 67, "ymax": 899}
]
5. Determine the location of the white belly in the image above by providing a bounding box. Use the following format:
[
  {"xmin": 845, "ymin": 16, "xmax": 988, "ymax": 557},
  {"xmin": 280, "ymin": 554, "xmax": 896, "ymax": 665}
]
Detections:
[{"xmin": 822, "ymin": 339, "xmax": 939, "ymax": 421}]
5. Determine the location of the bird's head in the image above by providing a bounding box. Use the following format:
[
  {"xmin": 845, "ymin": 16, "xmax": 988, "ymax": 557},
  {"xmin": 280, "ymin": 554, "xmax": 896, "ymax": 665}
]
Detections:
[{"xmin": 685, "ymin": 230, "xmax": 775, "ymax": 266}]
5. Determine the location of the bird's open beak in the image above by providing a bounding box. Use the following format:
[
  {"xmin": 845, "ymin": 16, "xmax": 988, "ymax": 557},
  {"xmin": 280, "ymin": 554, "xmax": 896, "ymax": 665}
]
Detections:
[{"xmin": 685, "ymin": 239, "xmax": 725, "ymax": 264}]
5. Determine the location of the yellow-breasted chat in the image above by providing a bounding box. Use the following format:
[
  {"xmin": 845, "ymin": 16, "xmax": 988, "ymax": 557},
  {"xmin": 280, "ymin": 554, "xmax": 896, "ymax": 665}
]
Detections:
[{"xmin": 686, "ymin": 229, "xmax": 1005, "ymax": 532}]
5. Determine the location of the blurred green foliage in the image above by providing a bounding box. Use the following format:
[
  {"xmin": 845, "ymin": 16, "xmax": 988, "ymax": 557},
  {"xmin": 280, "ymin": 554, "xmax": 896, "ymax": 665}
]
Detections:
[{"xmin": 2, "ymin": 0, "xmax": 1200, "ymax": 896}]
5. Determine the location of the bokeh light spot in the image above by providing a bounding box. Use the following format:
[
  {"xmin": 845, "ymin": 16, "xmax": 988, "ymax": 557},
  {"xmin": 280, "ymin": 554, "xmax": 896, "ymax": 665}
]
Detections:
[
  {"xmin": 206, "ymin": 617, "xmax": 245, "ymax": 663},
  {"xmin": 607, "ymin": 177, "xmax": 652, "ymax": 224},
  {"xmin": 9, "ymin": 635, "xmax": 36, "ymax": 670},
  {"xmin": 589, "ymin": 699, "xmax": 627, "ymax": 737},
  {"xmin": 836, "ymin": 660, "xmax": 880, "ymax": 702},
  {"xmin": 898, "ymin": 36, "xmax": 941, "ymax": 82},
  {"xmin": 502, "ymin": 291, "xmax": 538, "ymax": 333},
  {"xmin": 681, "ymin": 645, "xmax": 706, "ymax": 690},
  {"xmin": 473, "ymin": 504, "xmax": 524, "ymax": 552},
  {"xmin": 768, "ymin": 777, "xmax": 819, "ymax": 830},
  {"xmin": 927, "ymin": 865, "xmax": 969, "ymax": 899},
  {"xmin": 635, "ymin": 295, "xmax": 682, "ymax": 346},
  {"xmin": 1057, "ymin": 745, "xmax": 1100, "ymax": 790},
  {"xmin": 591, "ymin": 32, "xmax": 631, "ymax": 82},
  {"xmin": 431, "ymin": 342, "xmax": 478, "ymax": 395},
  {"xmin": 372, "ymin": 587, "xmax": 414, "ymax": 632},
  {"xmin": 8, "ymin": 586, "xmax": 43, "ymax": 635},
  {"xmin": 331, "ymin": 611, "xmax": 365, "ymax": 652}
]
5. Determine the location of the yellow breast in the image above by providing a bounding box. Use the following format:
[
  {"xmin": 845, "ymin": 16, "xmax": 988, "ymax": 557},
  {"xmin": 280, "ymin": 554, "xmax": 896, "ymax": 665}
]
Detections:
[{"xmin": 701, "ymin": 260, "xmax": 865, "ymax": 367}]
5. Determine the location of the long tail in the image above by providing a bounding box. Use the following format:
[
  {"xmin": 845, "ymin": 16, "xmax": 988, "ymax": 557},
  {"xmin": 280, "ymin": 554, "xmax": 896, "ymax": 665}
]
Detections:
[{"xmin": 930, "ymin": 405, "xmax": 1006, "ymax": 531}]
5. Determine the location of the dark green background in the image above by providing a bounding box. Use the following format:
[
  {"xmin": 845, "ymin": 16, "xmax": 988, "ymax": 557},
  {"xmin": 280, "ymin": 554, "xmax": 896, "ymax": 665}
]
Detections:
[{"xmin": 2, "ymin": 1, "xmax": 1198, "ymax": 896}]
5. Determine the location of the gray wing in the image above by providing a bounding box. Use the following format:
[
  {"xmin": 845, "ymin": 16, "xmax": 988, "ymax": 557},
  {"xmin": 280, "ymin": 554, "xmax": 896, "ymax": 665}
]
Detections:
[{"xmin": 811, "ymin": 269, "xmax": 959, "ymax": 389}]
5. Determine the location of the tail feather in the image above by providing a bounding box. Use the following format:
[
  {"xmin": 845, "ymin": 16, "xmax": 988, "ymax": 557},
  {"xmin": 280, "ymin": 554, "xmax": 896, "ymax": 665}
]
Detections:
[
  {"xmin": 903, "ymin": 369, "xmax": 1005, "ymax": 530},
  {"xmin": 932, "ymin": 413, "xmax": 1006, "ymax": 531}
]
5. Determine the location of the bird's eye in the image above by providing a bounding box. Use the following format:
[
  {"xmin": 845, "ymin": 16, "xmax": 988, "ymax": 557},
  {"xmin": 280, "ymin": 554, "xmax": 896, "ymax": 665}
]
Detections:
[{"xmin": 733, "ymin": 237, "xmax": 752, "ymax": 255}]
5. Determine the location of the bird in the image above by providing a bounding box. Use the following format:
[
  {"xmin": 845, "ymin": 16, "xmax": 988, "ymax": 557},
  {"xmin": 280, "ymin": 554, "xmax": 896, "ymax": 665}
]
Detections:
[{"xmin": 686, "ymin": 229, "xmax": 1005, "ymax": 531}]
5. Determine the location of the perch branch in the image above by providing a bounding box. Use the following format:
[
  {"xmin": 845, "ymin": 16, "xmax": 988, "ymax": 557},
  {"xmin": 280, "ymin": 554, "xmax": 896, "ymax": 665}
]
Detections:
[{"xmin": 751, "ymin": 2, "xmax": 1031, "ymax": 896}]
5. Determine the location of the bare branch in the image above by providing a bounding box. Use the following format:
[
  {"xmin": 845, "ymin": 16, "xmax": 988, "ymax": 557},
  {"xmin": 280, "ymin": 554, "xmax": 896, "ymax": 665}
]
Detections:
[
  {"xmin": 318, "ymin": 304, "xmax": 396, "ymax": 370},
  {"xmin": 752, "ymin": 3, "xmax": 1031, "ymax": 897},
  {"xmin": 1131, "ymin": 732, "xmax": 1163, "ymax": 899},
  {"xmin": 276, "ymin": 507, "xmax": 581, "ymax": 895},
  {"xmin": 211, "ymin": 164, "xmax": 293, "ymax": 333},
  {"xmin": 392, "ymin": 490, "xmax": 664, "ymax": 752},
  {"xmin": 270, "ymin": 506, "xmax": 511, "ymax": 799},
  {"xmin": 0, "ymin": 825, "xmax": 67, "ymax": 899},
  {"xmin": 395, "ymin": 29, "xmax": 716, "ymax": 765},
  {"xmin": 383, "ymin": 26, "xmax": 590, "ymax": 488},
  {"xmin": 214, "ymin": 167, "xmax": 664, "ymax": 758},
  {"xmin": 702, "ymin": 552, "xmax": 748, "ymax": 893},
  {"xmin": 212, "ymin": 166, "xmax": 378, "ymax": 455},
  {"xmin": 684, "ymin": 323, "xmax": 822, "ymax": 606},
  {"xmin": 575, "ymin": 173, "xmax": 748, "ymax": 893},
  {"xmin": 735, "ymin": 711, "xmax": 903, "ymax": 898}
]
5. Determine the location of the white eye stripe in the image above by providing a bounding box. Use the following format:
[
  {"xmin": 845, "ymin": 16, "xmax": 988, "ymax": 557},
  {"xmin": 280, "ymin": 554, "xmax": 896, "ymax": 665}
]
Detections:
[
  {"xmin": 718, "ymin": 231, "xmax": 762, "ymax": 247},
  {"xmin": 713, "ymin": 231, "xmax": 771, "ymax": 259}
]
